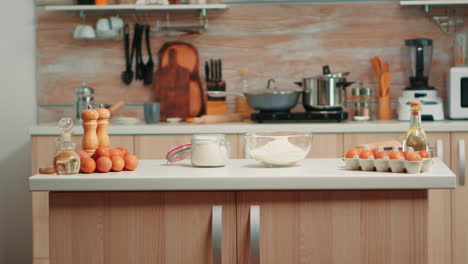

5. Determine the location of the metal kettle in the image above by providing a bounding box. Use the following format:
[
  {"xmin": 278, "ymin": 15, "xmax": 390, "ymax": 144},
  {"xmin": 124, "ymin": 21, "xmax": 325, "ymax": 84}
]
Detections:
[{"xmin": 297, "ymin": 65, "xmax": 355, "ymax": 111}]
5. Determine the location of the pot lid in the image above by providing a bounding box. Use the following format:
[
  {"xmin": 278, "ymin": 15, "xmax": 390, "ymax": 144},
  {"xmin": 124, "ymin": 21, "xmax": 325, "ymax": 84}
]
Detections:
[
  {"xmin": 75, "ymin": 82, "xmax": 94, "ymax": 95},
  {"xmin": 322, "ymin": 65, "xmax": 350, "ymax": 78},
  {"xmin": 246, "ymin": 79, "xmax": 298, "ymax": 95}
]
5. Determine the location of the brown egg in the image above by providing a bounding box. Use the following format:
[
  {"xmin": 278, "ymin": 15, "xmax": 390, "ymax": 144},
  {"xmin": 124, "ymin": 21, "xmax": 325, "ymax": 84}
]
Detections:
[
  {"xmin": 77, "ymin": 150, "xmax": 90, "ymax": 160},
  {"xmin": 406, "ymin": 152, "xmax": 422, "ymax": 161},
  {"xmin": 93, "ymin": 147, "xmax": 111, "ymax": 160},
  {"xmin": 345, "ymin": 148, "xmax": 361, "ymax": 159},
  {"xmin": 376, "ymin": 151, "xmax": 389, "ymax": 159},
  {"xmin": 371, "ymin": 148, "xmax": 379, "ymax": 157},
  {"xmin": 109, "ymin": 148, "xmax": 124, "ymax": 158},
  {"xmin": 111, "ymin": 155, "xmax": 125, "ymax": 172},
  {"xmin": 80, "ymin": 157, "xmax": 96, "ymax": 174},
  {"xmin": 418, "ymin": 150, "xmax": 431, "ymax": 159},
  {"xmin": 96, "ymin": 156, "xmax": 112, "ymax": 173},
  {"xmin": 116, "ymin": 147, "xmax": 129, "ymax": 157},
  {"xmin": 124, "ymin": 155, "xmax": 139, "ymax": 171},
  {"xmin": 389, "ymin": 151, "xmax": 405, "ymax": 160},
  {"xmin": 359, "ymin": 150, "xmax": 374, "ymax": 159}
]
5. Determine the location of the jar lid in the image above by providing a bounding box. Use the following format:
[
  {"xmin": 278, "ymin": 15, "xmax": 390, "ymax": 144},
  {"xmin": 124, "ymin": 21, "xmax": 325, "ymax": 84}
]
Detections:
[
  {"xmin": 166, "ymin": 144, "xmax": 191, "ymax": 163},
  {"xmin": 360, "ymin": 87, "xmax": 371, "ymax": 96},
  {"xmin": 352, "ymin": 87, "xmax": 361, "ymax": 96},
  {"xmin": 75, "ymin": 82, "xmax": 95, "ymax": 95}
]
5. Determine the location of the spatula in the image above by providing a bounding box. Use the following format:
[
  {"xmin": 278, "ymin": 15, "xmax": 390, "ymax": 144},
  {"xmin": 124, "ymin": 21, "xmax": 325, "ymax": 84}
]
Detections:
[{"xmin": 121, "ymin": 24, "xmax": 133, "ymax": 85}]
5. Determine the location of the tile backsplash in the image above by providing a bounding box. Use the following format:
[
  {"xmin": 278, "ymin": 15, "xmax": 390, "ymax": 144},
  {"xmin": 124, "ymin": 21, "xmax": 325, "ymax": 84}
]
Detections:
[{"xmin": 36, "ymin": 1, "xmax": 465, "ymax": 122}]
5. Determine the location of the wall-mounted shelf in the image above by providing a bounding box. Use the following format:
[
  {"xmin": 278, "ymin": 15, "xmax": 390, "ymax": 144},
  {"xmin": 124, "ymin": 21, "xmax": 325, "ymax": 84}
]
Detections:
[
  {"xmin": 400, "ymin": 0, "xmax": 468, "ymax": 6},
  {"xmin": 400, "ymin": 0, "xmax": 466, "ymax": 33},
  {"xmin": 41, "ymin": 4, "xmax": 228, "ymax": 32},
  {"xmin": 43, "ymin": 4, "xmax": 228, "ymax": 12}
]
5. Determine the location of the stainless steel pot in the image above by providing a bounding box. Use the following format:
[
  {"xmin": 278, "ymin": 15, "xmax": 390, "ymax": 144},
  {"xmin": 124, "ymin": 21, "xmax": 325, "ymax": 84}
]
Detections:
[
  {"xmin": 298, "ymin": 66, "xmax": 354, "ymax": 111},
  {"xmin": 245, "ymin": 79, "xmax": 300, "ymax": 112}
]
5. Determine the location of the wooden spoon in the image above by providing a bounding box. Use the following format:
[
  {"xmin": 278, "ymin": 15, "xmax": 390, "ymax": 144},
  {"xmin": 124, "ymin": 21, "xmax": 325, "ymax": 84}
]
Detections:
[
  {"xmin": 383, "ymin": 62, "xmax": 390, "ymax": 73},
  {"xmin": 370, "ymin": 58, "xmax": 381, "ymax": 81},
  {"xmin": 380, "ymin": 72, "xmax": 392, "ymax": 97}
]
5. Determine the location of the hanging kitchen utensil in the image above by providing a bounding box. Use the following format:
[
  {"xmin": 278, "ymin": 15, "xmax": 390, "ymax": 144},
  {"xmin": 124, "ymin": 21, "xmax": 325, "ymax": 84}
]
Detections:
[
  {"xmin": 135, "ymin": 24, "xmax": 145, "ymax": 81},
  {"xmin": 121, "ymin": 24, "xmax": 133, "ymax": 85},
  {"xmin": 143, "ymin": 24, "xmax": 154, "ymax": 85}
]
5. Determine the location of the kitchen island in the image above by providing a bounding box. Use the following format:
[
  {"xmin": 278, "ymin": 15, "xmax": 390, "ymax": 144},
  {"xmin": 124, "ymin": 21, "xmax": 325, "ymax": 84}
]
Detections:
[{"xmin": 30, "ymin": 159, "xmax": 456, "ymax": 264}]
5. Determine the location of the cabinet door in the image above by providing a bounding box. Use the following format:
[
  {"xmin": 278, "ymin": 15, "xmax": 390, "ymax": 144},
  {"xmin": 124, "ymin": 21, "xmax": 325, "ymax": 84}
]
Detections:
[
  {"xmin": 237, "ymin": 191, "xmax": 427, "ymax": 264},
  {"xmin": 49, "ymin": 191, "xmax": 236, "ymax": 264},
  {"xmin": 344, "ymin": 132, "xmax": 452, "ymax": 264},
  {"xmin": 452, "ymin": 133, "xmax": 468, "ymax": 264},
  {"xmin": 31, "ymin": 135, "xmax": 134, "ymax": 264},
  {"xmin": 135, "ymin": 135, "xmax": 240, "ymax": 159}
]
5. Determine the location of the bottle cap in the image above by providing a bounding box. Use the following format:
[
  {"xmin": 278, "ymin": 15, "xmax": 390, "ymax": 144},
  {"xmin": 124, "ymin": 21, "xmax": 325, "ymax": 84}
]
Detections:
[
  {"xmin": 410, "ymin": 101, "xmax": 421, "ymax": 107},
  {"xmin": 240, "ymin": 69, "xmax": 248, "ymax": 75}
]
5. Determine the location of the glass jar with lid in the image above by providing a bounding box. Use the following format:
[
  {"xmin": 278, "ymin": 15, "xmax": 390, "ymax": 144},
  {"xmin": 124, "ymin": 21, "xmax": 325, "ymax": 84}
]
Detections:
[
  {"xmin": 75, "ymin": 82, "xmax": 95, "ymax": 122},
  {"xmin": 352, "ymin": 83, "xmax": 372, "ymax": 121},
  {"xmin": 191, "ymin": 134, "xmax": 230, "ymax": 167},
  {"xmin": 165, "ymin": 134, "xmax": 231, "ymax": 167}
]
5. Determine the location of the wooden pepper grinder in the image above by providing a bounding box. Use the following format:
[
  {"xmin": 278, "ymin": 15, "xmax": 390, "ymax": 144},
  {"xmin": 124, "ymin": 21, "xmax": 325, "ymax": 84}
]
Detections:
[
  {"xmin": 81, "ymin": 107, "xmax": 99, "ymax": 154},
  {"xmin": 96, "ymin": 105, "xmax": 110, "ymax": 148}
]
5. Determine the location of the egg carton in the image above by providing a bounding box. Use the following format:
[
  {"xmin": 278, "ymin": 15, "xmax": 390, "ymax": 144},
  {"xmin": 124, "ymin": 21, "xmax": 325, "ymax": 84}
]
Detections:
[{"xmin": 344, "ymin": 157, "xmax": 433, "ymax": 174}]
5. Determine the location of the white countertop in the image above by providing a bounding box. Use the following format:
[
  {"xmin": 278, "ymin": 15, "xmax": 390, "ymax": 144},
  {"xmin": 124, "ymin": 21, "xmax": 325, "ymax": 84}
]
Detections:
[
  {"xmin": 29, "ymin": 159, "xmax": 456, "ymax": 191},
  {"xmin": 30, "ymin": 120, "xmax": 468, "ymax": 136}
]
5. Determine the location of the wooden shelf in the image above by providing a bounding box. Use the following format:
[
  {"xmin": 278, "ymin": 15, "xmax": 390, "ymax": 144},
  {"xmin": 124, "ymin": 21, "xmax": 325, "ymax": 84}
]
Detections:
[
  {"xmin": 43, "ymin": 4, "xmax": 228, "ymax": 11},
  {"xmin": 400, "ymin": 0, "xmax": 468, "ymax": 6}
]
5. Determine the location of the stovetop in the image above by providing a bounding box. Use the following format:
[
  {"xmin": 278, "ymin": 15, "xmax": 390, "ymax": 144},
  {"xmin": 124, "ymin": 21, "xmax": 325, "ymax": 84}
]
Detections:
[{"xmin": 251, "ymin": 111, "xmax": 348, "ymax": 123}]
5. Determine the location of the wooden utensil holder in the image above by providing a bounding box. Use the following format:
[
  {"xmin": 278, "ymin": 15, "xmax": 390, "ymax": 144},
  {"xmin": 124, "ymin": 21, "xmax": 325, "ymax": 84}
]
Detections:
[{"xmin": 378, "ymin": 94, "xmax": 392, "ymax": 120}]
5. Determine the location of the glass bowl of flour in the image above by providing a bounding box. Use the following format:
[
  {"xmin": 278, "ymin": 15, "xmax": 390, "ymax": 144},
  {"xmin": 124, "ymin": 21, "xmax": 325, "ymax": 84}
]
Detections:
[{"xmin": 245, "ymin": 132, "xmax": 312, "ymax": 167}]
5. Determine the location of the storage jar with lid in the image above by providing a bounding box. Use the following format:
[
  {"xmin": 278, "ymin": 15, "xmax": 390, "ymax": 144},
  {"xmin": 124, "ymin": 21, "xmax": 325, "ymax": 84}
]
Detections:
[
  {"xmin": 191, "ymin": 134, "xmax": 230, "ymax": 167},
  {"xmin": 75, "ymin": 82, "xmax": 95, "ymax": 122},
  {"xmin": 351, "ymin": 83, "xmax": 372, "ymax": 121}
]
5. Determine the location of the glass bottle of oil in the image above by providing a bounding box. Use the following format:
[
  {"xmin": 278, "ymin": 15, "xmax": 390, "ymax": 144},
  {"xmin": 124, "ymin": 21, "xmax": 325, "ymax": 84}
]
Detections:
[
  {"xmin": 403, "ymin": 101, "xmax": 428, "ymax": 151},
  {"xmin": 54, "ymin": 118, "xmax": 80, "ymax": 175}
]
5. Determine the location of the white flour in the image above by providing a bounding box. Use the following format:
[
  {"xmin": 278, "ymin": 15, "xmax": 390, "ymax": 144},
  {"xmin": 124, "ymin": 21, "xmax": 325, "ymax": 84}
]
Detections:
[{"xmin": 249, "ymin": 137, "xmax": 307, "ymax": 166}]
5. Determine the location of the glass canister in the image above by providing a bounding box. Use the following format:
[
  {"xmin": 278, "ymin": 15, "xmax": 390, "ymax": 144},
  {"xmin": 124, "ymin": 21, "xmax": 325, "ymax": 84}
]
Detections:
[
  {"xmin": 190, "ymin": 134, "xmax": 230, "ymax": 167},
  {"xmin": 75, "ymin": 82, "xmax": 95, "ymax": 122},
  {"xmin": 352, "ymin": 83, "xmax": 372, "ymax": 121}
]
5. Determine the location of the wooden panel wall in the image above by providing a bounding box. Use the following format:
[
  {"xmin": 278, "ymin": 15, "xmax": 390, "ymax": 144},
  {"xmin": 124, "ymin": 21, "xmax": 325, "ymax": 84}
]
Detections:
[{"xmin": 35, "ymin": 1, "xmax": 461, "ymax": 122}]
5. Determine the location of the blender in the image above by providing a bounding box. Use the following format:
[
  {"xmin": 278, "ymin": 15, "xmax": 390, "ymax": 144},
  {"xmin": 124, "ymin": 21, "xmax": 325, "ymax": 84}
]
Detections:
[{"xmin": 398, "ymin": 38, "xmax": 445, "ymax": 121}]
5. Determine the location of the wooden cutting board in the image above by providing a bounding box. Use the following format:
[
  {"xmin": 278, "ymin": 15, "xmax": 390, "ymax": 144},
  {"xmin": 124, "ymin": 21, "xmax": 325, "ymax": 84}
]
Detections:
[
  {"xmin": 158, "ymin": 42, "xmax": 205, "ymax": 117},
  {"xmin": 153, "ymin": 48, "xmax": 190, "ymax": 121}
]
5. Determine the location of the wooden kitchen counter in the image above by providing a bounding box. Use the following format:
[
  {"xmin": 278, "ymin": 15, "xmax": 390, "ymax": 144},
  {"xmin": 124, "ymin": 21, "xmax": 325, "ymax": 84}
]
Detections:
[{"xmin": 29, "ymin": 159, "xmax": 455, "ymax": 264}]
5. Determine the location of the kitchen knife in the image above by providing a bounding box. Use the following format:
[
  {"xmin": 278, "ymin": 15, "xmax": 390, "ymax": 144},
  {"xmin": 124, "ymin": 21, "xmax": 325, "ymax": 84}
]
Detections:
[
  {"xmin": 218, "ymin": 59, "xmax": 222, "ymax": 81},
  {"xmin": 205, "ymin": 61, "xmax": 210, "ymax": 82},
  {"xmin": 210, "ymin": 59, "xmax": 215, "ymax": 82}
]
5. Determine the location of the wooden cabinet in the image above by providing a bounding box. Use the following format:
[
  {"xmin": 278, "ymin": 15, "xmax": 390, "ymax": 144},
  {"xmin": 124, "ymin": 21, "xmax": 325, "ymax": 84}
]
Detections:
[
  {"xmin": 49, "ymin": 192, "xmax": 236, "ymax": 264},
  {"xmin": 344, "ymin": 132, "xmax": 452, "ymax": 264},
  {"xmin": 31, "ymin": 135, "xmax": 134, "ymax": 264},
  {"xmin": 452, "ymin": 133, "xmax": 468, "ymax": 264},
  {"xmin": 236, "ymin": 191, "xmax": 428, "ymax": 264}
]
